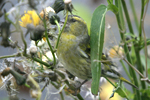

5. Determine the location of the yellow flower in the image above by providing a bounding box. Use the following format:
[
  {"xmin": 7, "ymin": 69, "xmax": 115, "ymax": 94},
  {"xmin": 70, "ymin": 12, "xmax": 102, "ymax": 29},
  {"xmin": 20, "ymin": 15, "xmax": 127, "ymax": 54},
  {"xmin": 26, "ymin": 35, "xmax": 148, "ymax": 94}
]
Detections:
[{"xmin": 19, "ymin": 10, "xmax": 40, "ymax": 27}]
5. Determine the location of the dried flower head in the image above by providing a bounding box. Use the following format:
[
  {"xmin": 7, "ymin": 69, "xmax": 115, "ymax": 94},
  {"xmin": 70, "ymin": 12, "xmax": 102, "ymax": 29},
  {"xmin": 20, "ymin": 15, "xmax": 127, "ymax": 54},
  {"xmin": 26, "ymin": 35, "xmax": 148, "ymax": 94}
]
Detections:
[
  {"xmin": 19, "ymin": 10, "xmax": 40, "ymax": 27},
  {"xmin": 39, "ymin": 6, "xmax": 55, "ymax": 21}
]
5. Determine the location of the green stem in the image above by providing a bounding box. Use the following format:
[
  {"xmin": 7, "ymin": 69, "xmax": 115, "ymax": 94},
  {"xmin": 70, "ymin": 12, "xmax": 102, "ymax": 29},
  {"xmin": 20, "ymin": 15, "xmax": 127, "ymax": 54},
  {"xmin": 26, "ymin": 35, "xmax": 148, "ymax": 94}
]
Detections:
[
  {"xmin": 0, "ymin": 54, "xmax": 18, "ymax": 59},
  {"xmin": 142, "ymin": 0, "xmax": 149, "ymax": 78},
  {"xmin": 32, "ymin": 57, "xmax": 50, "ymax": 67},
  {"xmin": 39, "ymin": 47, "xmax": 43, "ymax": 70},
  {"xmin": 76, "ymin": 94, "xmax": 84, "ymax": 100},
  {"xmin": 121, "ymin": 0, "xmax": 146, "ymax": 90},
  {"xmin": 55, "ymin": 10, "xmax": 68, "ymax": 49},
  {"xmin": 129, "ymin": 0, "xmax": 139, "ymax": 30},
  {"xmin": 139, "ymin": 0, "xmax": 145, "ymax": 43},
  {"xmin": 5, "ymin": 13, "xmax": 16, "ymax": 28},
  {"xmin": 43, "ymin": 19, "xmax": 56, "ymax": 66},
  {"xmin": 20, "ymin": 30, "xmax": 27, "ymax": 55},
  {"xmin": 104, "ymin": 76, "xmax": 116, "ymax": 88},
  {"xmin": 60, "ymin": 92, "xmax": 64, "ymax": 100},
  {"xmin": 55, "ymin": 19, "xmax": 61, "ymax": 49},
  {"xmin": 121, "ymin": 0, "xmax": 134, "ymax": 34},
  {"xmin": 107, "ymin": 0, "xmax": 112, "ymax": 4},
  {"xmin": 115, "ymin": 1, "xmax": 140, "ymax": 100}
]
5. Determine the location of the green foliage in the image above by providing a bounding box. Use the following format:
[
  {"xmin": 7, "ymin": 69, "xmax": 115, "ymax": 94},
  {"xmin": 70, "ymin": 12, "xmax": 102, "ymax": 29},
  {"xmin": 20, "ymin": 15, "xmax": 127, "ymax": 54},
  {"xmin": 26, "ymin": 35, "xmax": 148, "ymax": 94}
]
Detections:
[
  {"xmin": 91, "ymin": 0, "xmax": 150, "ymax": 99},
  {"xmin": 141, "ymin": 86, "xmax": 150, "ymax": 100},
  {"xmin": 107, "ymin": 4, "xmax": 118, "ymax": 14},
  {"xmin": 90, "ymin": 4, "xmax": 107, "ymax": 95}
]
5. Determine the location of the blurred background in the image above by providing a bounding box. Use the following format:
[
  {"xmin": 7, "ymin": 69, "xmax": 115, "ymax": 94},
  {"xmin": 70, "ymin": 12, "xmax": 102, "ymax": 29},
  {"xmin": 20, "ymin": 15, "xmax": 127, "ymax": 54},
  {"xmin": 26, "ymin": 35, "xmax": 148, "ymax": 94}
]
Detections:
[{"xmin": 0, "ymin": 0, "xmax": 150, "ymax": 100}]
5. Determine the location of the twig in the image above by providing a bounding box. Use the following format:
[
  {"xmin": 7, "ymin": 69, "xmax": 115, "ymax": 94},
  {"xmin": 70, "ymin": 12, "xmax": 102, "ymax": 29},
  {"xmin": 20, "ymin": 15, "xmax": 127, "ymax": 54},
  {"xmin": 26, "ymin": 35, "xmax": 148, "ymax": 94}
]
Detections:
[
  {"xmin": 120, "ymin": 60, "xmax": 132, "ymax": 81},
  {"xmin": 123, "ymin": 58, "xmax": 145, "ymax": 78}
]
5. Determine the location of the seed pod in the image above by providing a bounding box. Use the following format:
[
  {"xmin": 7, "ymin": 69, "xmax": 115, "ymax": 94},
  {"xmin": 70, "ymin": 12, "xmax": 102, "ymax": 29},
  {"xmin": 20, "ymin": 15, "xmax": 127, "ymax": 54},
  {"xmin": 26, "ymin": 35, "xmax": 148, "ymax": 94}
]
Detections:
[
  {"xmin": 48, "ymin": 12, "xmax": 60, "ymax": 25},
  {"xmin": 52, "ymin": 0, "xmax": 74, "ymax": 14}
]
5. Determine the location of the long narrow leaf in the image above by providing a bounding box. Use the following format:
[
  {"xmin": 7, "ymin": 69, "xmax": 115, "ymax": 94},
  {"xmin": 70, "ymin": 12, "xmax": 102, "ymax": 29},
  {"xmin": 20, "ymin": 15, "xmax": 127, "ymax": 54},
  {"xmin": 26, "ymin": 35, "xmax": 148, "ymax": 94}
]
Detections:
[{"xmin": 90, "ymin": 5, "xmax": 107, "ymax": 95}]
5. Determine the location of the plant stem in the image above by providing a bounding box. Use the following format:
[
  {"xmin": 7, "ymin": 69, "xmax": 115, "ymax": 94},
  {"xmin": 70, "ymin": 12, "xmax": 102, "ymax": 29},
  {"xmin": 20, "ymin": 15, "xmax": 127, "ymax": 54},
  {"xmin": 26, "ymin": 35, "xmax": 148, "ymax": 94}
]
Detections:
[
  {"xmin": 129, "ymin": 0, "xmax": 139, "ymax": 30},
  {"xmin": 55, "ymin": 10, "xmax": 68, "ymax": 49},
  {"xmin": 43, "ymin": 19, "xmax": 56, "ymax": 66},
  {"xmin": 20, "ymin": 30, "xmax": 27, "ymax": 55},
  {"xmin": 121, "ymin": 0, "xmax": 146, "ymax": 89},
  {"xmin": 60, "ymin": 92, "xmax": 64, "ymax": 100},
  {"xmin": 76, "ymin": 94, "xmax": 84, "ymax": 100},
  {"xmin": 123, "ymin": 58, "xmax": 145, "ymax": 78},
  {"xmin": 0, "ymin": 54, "xmax": 18, "ymax": 59},
  {"xmin": 32, "ymin": 57, "xmax": 50, "ymax": 67},
  {"xmin": 139, "ymin": 0, "xmax": 145, "ymax": 42},
  {"xmin": 104, "ymin": 76, "xmax": 116, "ymax": 88},
  {"xmin": 115, "ymin": 1, "xmax": 141, "ymax": 100},
  {"xmin": 142, "ymin": 0, "xmax": 149, "ymax": 77},
  {"xmin": 120, "ymin": 60, "xmax": 132, "ymax": 81}
]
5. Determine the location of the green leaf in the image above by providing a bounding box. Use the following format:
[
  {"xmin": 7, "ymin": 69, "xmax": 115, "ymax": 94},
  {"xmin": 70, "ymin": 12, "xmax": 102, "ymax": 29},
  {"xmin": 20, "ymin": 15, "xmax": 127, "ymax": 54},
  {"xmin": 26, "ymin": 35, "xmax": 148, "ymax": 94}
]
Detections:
[
  {"xmin": 90, "ymin": 4, "xmax": 107, "ymax": 95},
  {"xmin": 124, "ymin": 88, "xmax": 134, "ymax": 99},
  {"xmin": 107, "ymin": 0, "xmax": 113, "ymax": 4},
  {"xmin": 141, "ymin": 87, "xmax": 150, "ymax": 100},
  {"xmin": 115, "ymin": 87, "xmax": 129, "ymax": 99},
  {"xmin": 107, "ymin": 4, "xmax": 118, "ymax": 14}
]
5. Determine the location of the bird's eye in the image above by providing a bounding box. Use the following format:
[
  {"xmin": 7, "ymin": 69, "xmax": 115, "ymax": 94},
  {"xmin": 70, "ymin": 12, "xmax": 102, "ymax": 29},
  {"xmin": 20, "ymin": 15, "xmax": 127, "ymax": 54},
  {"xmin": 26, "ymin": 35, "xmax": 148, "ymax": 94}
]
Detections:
[{"xmin": 71, "ymin": 18, "xmax": 76, "ymax": 22}]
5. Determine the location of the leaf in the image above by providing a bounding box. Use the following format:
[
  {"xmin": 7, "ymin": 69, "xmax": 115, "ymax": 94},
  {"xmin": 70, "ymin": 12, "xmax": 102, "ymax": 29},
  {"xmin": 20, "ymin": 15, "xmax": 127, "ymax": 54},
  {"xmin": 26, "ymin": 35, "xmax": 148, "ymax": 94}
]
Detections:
[
  {"xmin": 90, "ymin": 4, "xmax": 107, "ymax": 95},
  {"xmin": 115, "ymin": 87, "xmax": 129, "ymax": 99},
  {"xmin": 107, "ymin": 4, "xmax": 118, "ymax": 14},
  {"xmin": 123, "ymin": 88, "xmax": 134, "ymax": 99}
]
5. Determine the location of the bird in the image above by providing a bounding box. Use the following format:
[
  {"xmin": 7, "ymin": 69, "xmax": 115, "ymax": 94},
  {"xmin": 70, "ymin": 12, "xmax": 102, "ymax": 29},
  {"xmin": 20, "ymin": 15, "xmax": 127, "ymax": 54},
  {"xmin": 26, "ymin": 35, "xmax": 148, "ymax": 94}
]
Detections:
[{"xmin": 56, "ymin": 15, "xmax": 138, "ymax": 89}]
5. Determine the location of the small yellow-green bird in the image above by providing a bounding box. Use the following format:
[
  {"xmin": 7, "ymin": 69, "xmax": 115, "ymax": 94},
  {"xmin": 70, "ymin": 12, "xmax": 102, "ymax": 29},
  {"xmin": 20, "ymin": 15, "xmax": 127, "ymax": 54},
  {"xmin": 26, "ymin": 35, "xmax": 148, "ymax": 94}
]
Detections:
[{"xmin": 56, "ymin": 15, "xmax": 137, "ymax": 89}]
